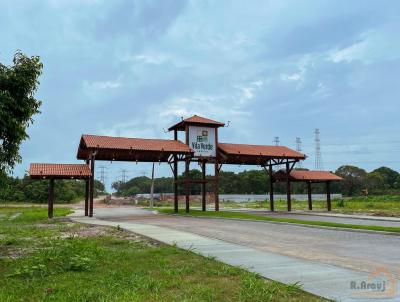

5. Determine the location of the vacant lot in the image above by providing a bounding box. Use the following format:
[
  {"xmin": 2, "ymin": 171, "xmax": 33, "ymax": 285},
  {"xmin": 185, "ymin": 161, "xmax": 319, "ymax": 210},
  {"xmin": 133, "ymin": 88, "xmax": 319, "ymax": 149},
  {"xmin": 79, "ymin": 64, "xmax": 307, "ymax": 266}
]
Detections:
[{"xmin": 0, "ymin": 206, "xmax": 325, "ymax": 302}]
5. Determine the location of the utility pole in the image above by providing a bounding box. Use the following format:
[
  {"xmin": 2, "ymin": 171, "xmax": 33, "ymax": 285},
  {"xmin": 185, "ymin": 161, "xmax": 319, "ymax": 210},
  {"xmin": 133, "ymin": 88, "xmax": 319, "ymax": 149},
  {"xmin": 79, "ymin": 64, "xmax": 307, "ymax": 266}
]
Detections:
[
  {"xmin": 314, "ymin": 129, "xmax": 323, "ymax": 171},
  {"xmin": 295, "ymin": 137, "xmax": 303, "ymax": 168},
  {"xmin": 150, "ymin": 163, "xmax": 155, "ymax": 209}
]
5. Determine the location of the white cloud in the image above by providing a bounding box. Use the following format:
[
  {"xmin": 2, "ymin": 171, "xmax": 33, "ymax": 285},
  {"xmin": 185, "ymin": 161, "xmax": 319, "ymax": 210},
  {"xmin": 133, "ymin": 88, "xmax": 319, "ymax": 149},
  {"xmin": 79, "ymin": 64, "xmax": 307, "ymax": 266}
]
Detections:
[
  {"xmin": 124, "ymin": 53, "xmax": 169, "ymax": 65},
  {"xmin": 329, "ymin": 41, "xmax": 368, "ymax": 63}
]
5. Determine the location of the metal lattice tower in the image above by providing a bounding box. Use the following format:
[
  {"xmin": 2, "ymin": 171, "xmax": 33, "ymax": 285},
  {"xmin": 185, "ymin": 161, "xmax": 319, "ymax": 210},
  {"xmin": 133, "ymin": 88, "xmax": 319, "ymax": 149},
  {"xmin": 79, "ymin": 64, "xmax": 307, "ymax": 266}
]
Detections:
[
  {"xmin": 119, "ymin": 169, "xmax": 129, "ymax": 183},
  {"xmin": 272, "ymin": 137, "xmax": 281, "ymax": 170},
  {"xmin": 97, "ymin": 165, "xmax": 107, "ymax": 186},
  {"xmin": 295, "ymin": 137, "xmax": 303, "ymax": 168},
  {"xmin": 314, "ymin": 129, "xmax": 323, "ymax": 171}
]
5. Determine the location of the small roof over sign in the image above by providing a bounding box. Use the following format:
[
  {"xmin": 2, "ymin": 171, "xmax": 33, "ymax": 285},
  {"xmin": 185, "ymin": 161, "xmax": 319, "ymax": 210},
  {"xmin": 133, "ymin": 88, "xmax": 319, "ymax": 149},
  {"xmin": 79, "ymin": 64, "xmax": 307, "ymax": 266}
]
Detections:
[
  {"xmin": 29, "ymin": 163, "xmax": 92, "ymax": 179},
  {"xmin": 168, "ymin": 115, "xmax": 225, "ymax": 131}
]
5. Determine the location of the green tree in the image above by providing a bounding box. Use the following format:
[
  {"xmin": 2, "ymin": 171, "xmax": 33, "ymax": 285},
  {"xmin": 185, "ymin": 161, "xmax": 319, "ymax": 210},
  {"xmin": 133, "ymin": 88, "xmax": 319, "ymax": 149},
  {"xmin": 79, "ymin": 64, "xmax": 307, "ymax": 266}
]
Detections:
[
  {"xmin": 371, "ymin": 167, "xmax": 399, "ymax": 188},
  {"xmin": 335, "ymin": 165, "xmax": 367, "ymax": 196},
  {"xmin": 366, "ymin": 172, "xmax": 385, "ymax": 194},
  {"xmin": 0, "ymin": 51, "xmax": 43, "ymax": 174}
]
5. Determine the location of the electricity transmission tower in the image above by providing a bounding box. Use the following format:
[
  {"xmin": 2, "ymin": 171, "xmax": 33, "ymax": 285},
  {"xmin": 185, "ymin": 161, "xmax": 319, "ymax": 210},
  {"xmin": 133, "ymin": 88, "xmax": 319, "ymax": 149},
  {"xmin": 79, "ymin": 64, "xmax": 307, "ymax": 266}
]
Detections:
[
  {"xmin": 314, "ymin": 129, "xmax": 323, "ymax": 171},
  {"xmin": 295, "ymin": 137, "xmax": 303, "ymax": 168},
  {"xmin": 119, "ymin": 169, "xmax": 129, "ymax": 183},
  {"xmin": 97, "ymin": 165, "xmax": 106, "ymax": 184},
  {"xmin": 273, "ymin": 137, "xmax": 281, "ymax": 170}
]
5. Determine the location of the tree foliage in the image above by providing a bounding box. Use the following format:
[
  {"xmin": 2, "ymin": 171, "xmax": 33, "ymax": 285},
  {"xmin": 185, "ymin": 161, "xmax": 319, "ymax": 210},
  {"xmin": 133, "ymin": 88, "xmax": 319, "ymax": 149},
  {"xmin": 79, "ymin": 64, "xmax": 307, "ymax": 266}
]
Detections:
[
  {"xmin": 0, "ymin": 51, "xmax": 43, "ymax": 174},
  {"xmin": 0, "ymin": 175, "xmax": 105, "ymax": 203},
  {"xmin": 112, "ymin": 165, "xmax": 400, "ymax": 197}
]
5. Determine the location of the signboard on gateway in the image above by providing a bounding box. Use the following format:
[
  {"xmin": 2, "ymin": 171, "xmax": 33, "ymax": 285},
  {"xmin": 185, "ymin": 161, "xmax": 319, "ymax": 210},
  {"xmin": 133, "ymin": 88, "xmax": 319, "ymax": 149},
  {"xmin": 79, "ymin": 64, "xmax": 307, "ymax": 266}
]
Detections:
[{"xmin": 188, "ymin": 126, "xmax": 216, "ymax": 157}]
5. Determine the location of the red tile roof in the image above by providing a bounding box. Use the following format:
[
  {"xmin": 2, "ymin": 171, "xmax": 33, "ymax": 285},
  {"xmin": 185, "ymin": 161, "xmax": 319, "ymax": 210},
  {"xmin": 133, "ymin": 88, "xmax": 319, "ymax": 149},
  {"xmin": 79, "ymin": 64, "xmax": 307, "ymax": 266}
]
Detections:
[
  {"xmin": 218, "ymin": 143, "xmax": 305, "ymax": 159},
  {"xmin": 77, "ymin": 135, "xmax": 193, "ymax": 161},
  {"xmin": 29, "ymin": 163, "xmax": 91, "ymax": 179},
  {"xmin": 168, "ymin": 115, "xmax": 225, "ymax": 131},
  {"xmin": 81, "ymin": 135, "xmax": 192, "ymax": 152},
  {"xmin": 275, "ymin": 170, "xmax": 343, "ymax": 182}
]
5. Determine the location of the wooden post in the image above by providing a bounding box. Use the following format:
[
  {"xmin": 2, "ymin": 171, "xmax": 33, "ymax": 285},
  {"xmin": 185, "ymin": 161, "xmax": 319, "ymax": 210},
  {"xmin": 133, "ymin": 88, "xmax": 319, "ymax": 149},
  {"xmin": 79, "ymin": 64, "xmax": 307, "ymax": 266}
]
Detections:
[
  {"xmin": 201, "ymin": 160, "xmax": 206, "ymax": 211},
  {"xmin": 89, "ymin": 153, "xmax": 95, "ymax": 217},
  {"xmin": 85, "ymin": 178, "xmax": 89, "ymax": 216},
  {"xmin": 85, "ymin": 159, "xmax": 89, "ymax": 216},
  {"xmin": 48, "ymin": 178, "xmax": 54, "ymax": 219},
  {"xmin": 307, "ymin": 181, "xmax": 312, "ymax": 210},
  {"xmin": 326, "ymin": 181, "xmax": 332, "ymax": 211},
  {"xmin": 185, "ymin": 126, "xmax": 190, "ymax": 213},
  {"xmin": 214, "ymin": 128, "xmax": 219, "ymax": 211},
  {"xmin": 173, "ymin": 130, "xmax": 178, "ymax": 213},
  {"xmin": 286, "ymin": 161, "xmax": 291, "ymax": 212},
  {"xmin": 185, "ymin": 157, "xmax": 190, "ymax": 213},
  {"xmin": 269, "ymin": 164, "xmax": 274, "ymax": 212}
]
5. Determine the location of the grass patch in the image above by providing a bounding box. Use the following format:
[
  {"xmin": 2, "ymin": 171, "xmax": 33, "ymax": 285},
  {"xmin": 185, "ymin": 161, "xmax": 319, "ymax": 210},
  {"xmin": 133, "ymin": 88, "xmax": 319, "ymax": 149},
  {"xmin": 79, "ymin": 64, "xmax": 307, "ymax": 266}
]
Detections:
[
  {"xmin": 0, "ymin": 206, "xmax": 325, "ymax": 301},
  {"xmin": 158, "ymin": 208, "xmax": 400, "ymax": 234}
]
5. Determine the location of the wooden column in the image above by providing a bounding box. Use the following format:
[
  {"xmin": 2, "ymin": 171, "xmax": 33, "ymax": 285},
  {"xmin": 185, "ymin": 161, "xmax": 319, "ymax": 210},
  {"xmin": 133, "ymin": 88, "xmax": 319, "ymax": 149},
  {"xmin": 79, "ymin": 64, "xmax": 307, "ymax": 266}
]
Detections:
[
  {"xmin": 48, "ymin": 178, "xmax": 55, "ymax": 219},
  {"xmin": 201, "ymin": 160, "xmax": 206, "ymax": 211},
  {"xmin": 286, "ymin": 161, "xmax": 291, "ymax": 212},
  {"xmin": 185, "ymin": 157, "xmax": 190, "ymax": 213},
  {"xmin": 84, "ymin": 179, "xmax": 89, "ymax": 216},
  {"xmin": 84, "ymin": 159, "xmax": 89, "ymax": 216},
  {"xmin": 173, "ymin": 130, "xmax": 178, "ymax": 213},
  {"xmin": 214, "ymin": 162, "xmax": 219, "ymax": 211},
  {"xmin": 307, "ymin": 181, "xmax": 312, "ymax": 210},
  {"xmin": 326, "ymin": 181, "xmax": 332, "ymax": 211},
  {"xmin": 89, "ymin": 154, "xmax": 95, "ymax": 217},
  {"xmin": 184, "ymin": 126, "xmax": 190, "ymax": 213},
  {"xmin": 214, "ymin": 128, "xmax": 219, "ymax": 212},
  {"xmin": 269, "ymin": 164, "xmax": 274, "ymax": 212}
]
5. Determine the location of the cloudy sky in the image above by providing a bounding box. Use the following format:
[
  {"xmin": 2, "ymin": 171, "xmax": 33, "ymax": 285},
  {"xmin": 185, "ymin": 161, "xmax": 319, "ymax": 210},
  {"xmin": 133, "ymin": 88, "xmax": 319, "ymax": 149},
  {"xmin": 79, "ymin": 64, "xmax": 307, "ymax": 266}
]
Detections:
[{"xmin": 1, "ymin": 0, "xmax": 400, "ymax": 189}]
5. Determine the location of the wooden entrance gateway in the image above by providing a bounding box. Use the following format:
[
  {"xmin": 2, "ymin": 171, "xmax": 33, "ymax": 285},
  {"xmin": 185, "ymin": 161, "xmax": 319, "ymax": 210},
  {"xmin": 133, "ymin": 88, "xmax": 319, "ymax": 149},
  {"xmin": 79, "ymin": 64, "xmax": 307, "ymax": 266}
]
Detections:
[{"xmin": 29, "ymin": 115, "xmax": 342, "ymax": 218}]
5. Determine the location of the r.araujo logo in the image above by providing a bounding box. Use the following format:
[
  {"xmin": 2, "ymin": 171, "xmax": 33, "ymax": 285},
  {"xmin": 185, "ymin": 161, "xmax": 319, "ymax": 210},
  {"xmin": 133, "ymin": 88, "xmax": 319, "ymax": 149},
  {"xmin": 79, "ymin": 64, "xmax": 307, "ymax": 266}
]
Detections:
[
  {"xmin": 192, "ymin": 130, "xmax": 213, "ymax": 154},
  {"xmin": 350, "ymin": 266, "xmax": 398, "ymax": 299}
]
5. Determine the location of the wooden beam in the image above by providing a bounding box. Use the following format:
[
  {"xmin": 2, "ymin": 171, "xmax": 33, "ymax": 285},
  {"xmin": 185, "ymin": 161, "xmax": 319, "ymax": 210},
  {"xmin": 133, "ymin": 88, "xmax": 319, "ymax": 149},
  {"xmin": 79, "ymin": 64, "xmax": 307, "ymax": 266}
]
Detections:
[
  {"xmin": 307, "ymin": 181, "xmax": 312, "ymax": 210},
  {"xmin": 48, "ymin": 178, "xmax": 54, "ymax": 219},
  {"xmin": 326, "ymin": 181, "xmax": 332, "ymax": 211},
  {"xmin": 202, "ymin": 160, "xmax": 206, "ymax": 211},
  {"xmin": 269, "ymin": 164, "xmax": 274, "ymax": 212},
  {"xmin": 286, "ymin": 161, "xmax": 291, "ymax": 211}
]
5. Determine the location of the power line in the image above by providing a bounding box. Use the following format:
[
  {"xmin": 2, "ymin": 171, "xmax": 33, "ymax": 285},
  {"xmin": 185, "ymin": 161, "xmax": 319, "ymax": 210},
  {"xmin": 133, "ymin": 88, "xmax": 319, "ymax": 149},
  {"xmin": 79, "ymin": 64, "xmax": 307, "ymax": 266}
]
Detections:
[{"xmin": 314, "ymin": 129, "xmax": 323, "ymax": 171}]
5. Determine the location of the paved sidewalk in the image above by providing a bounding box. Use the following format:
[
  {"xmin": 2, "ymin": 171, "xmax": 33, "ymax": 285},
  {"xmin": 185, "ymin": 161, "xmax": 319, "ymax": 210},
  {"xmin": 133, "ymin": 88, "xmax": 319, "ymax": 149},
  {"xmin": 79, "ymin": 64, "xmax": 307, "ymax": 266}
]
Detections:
[{"xmin": 71, "ymin": 210, "xmax": 400, "ymax": 302}]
